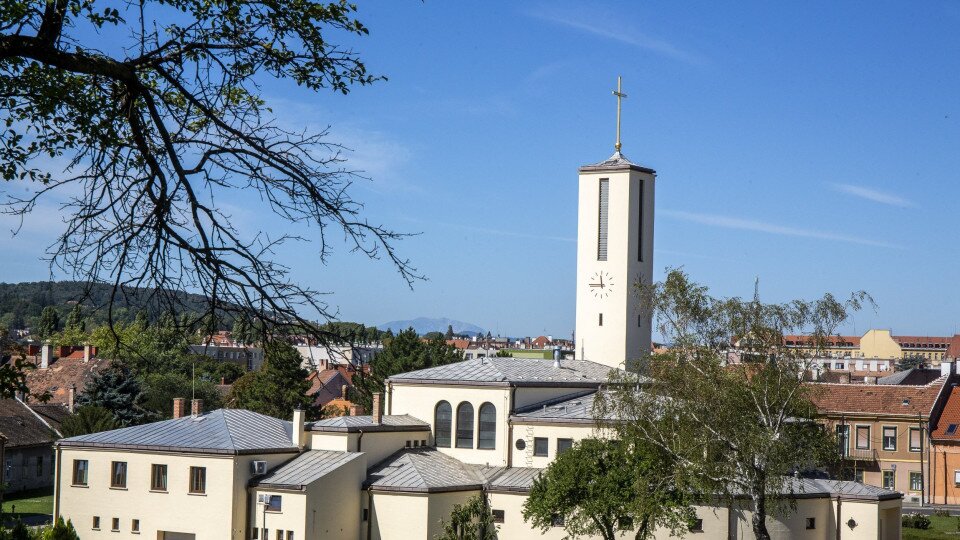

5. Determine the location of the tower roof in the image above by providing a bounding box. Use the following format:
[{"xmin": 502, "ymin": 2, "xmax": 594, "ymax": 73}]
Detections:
[{"xmin": 579, "ymin": 151, "xmax": 655, "ymax": 174}]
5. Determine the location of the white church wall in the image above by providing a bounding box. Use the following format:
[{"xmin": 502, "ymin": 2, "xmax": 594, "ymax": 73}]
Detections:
[
  {"xmin": 389, "ymin": 383, "xmax": 511, "ymax": 466},
  {"xmin": 508, "ymin": 423, "xmax": 598, "ymax": 468}
]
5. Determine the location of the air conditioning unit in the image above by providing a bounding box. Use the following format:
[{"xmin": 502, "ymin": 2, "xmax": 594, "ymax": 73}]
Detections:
[
  {"xmin": 251, "ymin": 461, "xmax": 266, "ymax": 476},
  {"xmin": 257, "ymin": 494, "xmax": 268, "ymax": 504}
]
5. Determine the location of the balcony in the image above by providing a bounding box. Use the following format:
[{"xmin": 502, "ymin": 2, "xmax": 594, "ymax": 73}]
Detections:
[{"xmin": 842, "ymin": 447, "xmax": 878, "ymax": 461}]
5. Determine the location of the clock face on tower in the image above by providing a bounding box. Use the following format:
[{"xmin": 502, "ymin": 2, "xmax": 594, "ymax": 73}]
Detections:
[{"xmin": 588, "ymin": 271, "xmax": 614, "ymax": 298}]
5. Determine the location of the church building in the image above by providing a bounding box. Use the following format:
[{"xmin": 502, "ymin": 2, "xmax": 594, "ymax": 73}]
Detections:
[{"xmin": 51, "ymin": 81, "xmax": 902, "ymax": 540}]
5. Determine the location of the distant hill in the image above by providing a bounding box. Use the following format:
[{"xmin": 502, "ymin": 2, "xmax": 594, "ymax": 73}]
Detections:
[
  {"xmin": 0, "ymin": 281, "xmax": 215, "ymax": 330},
  {"xmin": 378, "ymin": 317, "xmax": 487, "ymax": 337}
]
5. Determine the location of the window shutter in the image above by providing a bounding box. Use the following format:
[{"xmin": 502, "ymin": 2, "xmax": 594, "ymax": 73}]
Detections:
[{"xmin": 597, "ymin": 179, "xmax": 609, "ymax": 261}]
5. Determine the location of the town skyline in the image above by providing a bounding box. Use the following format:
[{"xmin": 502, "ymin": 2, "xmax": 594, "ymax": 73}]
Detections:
[{"xmin": 3, "ymin": 1, "xmax": 960, "ymax": 338}]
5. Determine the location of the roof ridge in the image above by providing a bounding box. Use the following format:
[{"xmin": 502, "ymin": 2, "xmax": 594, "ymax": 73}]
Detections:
[
  {"xmin": 219, "ymin": 409, "xmax": 238, "ymax": 450},
  {"xmin": 17, "ymin": 397, "xmax": 62, "ymax": 438}
]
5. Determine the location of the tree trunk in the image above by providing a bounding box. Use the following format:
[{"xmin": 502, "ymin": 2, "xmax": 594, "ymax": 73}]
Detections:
[{"xmin": 750, "ymin": 490, "xmax": 772, "ymax": 540}]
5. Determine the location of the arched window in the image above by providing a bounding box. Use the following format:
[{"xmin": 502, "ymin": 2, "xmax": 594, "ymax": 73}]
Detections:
[
  {"xmin": 435, "ymin": 401, "xmax": 452, "ymax": 448},
  {"xmin": 456, "ymin": 402, "xmax": 474, "ymax": 448},
  {"xmin": 478, "ymin": 403, "xmax": 496, "ymax": 450}
]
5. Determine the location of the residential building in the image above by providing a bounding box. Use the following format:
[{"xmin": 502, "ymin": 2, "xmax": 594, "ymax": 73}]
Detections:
[
  {"xmin": 188, "ymin": 344, "xmax": 264, "ymax": 371},
  {"xmin": 807, "ymin": 365, "xmax": 953, "ymax": 503},
  {"xmin": 296, "ymin": 345, "xmax": 380, "ymax": 370},
  {"xmin": 0, "ymin": 398, "xmax": 66, "ymax": 493},
  {"xmin": 927, "ymin": 381, "xmax": 960, "ymax": 504}
]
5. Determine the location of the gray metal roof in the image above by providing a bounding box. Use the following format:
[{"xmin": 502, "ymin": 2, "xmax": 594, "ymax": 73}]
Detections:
[
  {"xmin": 487, "ymin": 467, "xmax": 542, "ymax": 493},
  {"xmin": 251, "ymin": 450, "xmax": 363, "ymax": 490},
  {"xmin": 578, "ymin": 151, "xmax": 655, "ymax": 174},
  {"xmin": 57, "ymin": 409, "xmax": 299, "ymax": 455},
  {"xmin": 511, "ymin": 391, "xmax": 604, "ymax": 424},
  {"xmin": 387, "ymin": 357, "xmax": 618, "ymax": 387},
  {"xmin": 308, "ymin": 414, "xmax": 429, "ymax": 433},
  {"xmin": 365, "ymin": 448, "xmax": 488, "ymax": 493},
  {"xmin": 779, "ymin": 478, "xmax": 902, "ymax": 501}
]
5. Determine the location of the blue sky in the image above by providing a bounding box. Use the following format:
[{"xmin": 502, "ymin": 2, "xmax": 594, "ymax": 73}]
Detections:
[{"xmin": 4, "ymin": 1, "xmax": 960, "ymax": 338}]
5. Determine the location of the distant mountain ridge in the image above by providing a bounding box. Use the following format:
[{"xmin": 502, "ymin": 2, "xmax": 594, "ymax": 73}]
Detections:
[{"xmin": 378, "ymin": 317, "xmax": 487, "ymax": 337}]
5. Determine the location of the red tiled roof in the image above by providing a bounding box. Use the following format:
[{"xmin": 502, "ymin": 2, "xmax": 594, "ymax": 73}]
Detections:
[
  {"xmin": 932, "ymin": 386, "xmax": 960, "ymax": 441},
  {"xmin": 807, "ymin": 377, "xmax": 945, "ymax": 417},
  {"xmin": 307, "ymin": 369, "xmax": 353, "ymax": 407},
  {"xmin": 445, "ymin": 339, "xmax": 471, "ymax": 350},
  {"xmin": 24, "ymin": 356, "xmax": 111, "ymax": 406}
]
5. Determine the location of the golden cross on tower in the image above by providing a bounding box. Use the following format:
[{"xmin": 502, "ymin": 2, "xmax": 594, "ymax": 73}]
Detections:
[{"xmin": 612, "ymin": 75, "xmax": 627, "ymax": 153}]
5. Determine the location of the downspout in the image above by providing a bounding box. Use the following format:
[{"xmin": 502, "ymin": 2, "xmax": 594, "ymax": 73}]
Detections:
[
  {"xmin": 365, "ymin": 489, "xmax": 373, "ymax": 540},
  {"xmin": 52, "ymin": 445, "xmax": 61, "ymax": 520},
  {"xmin": 835, "ymin": 495, "xmax": 842, "ymax": 540},
  {"xmin": 946, "ymin": 451, "xmax": 950, "ymax": 505},
  {"xmin": 357, "ymin": 429, "xmax": 364, "ymax": 453},
  {"xmin": 506, "ymin": 385, "xmax": 516, "ymax": 468},
  {"xmin": 386, "ymin": 381, "xmax": 393, "ymax": 415},
  {"xmin": 920, "ymin": 413, "xmax": 926, "ymax": 506}
]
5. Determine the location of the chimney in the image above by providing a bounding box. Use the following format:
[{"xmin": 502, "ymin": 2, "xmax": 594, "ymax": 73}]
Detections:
[
  {"xmin": 173, "ymin": 398, "xmax": 186, "ymax": 419},
  {"xmin": 68, "ymin": 385, "xmax": 76, "ymax": 414},
  {"xmin": 83, "ymin": 344, "xmax": 91, "ymax": 363},
  {"xmin": 372, "ymin": 393, "xmax": 383, "ymax": 424},
  {"xmin": 191, "ymin": 399, "xmax": 203, "ymax": 417},
  {"xmin": 864, "ymin": 376, "xmax": 877, "ymax": 385},
  {"xmin": 341, "ymin": 384, "xmax": 349, "ymax": 400},
  {"xmin": 292, "ymin": 409, "xmax": 306, "ymax": 448},
  {"xmin": 942, "ymin": 361, "xmax": 954, "ymax": 377},
  {"xmin": 40, "ymin": 343, "xmax": 52, "ymax": 369},
  {"xmin": 348, "ymin": 404, "xmax": 364, "ymax": 416},
  {"xmin": 839, "ymin": 373, "xmax": 851, "ymax": 384},
  {"xmin": 552, "ymin": 346, "xmax": 562, "ymax": 369}
]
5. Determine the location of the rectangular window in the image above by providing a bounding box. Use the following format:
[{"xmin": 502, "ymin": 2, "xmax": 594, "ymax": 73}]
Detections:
[
  {"xmin": 111, "ymin": 517, "xmax": 120, "ymax": 531},
  {"xmin": 492, "ymin": 510, "xmax": 505, "ymax": 524},
  {"xmin": 362, "ymin": 509, "xmax": 369, "ymax": 522},
  {"xmin": 551, "ymin": 514, "xmax": 565, "ymax": 527},
  {"xmin": 263, "ymin": 529, "xmax": 268, "ymax": 539},
  {"xmin": 534, "ymin": 437, "xmax": 549, "ymax": 457},
  {"xmin": 855, "ymin": 426, "xmax": 870, "ymax": 450},
  {"xmin": 597, "ymin": 179, "xmax": 609, "ymax": 261},
  {"xmin": 910, "ymin": 472, "xmax": 923, "ymax": 492},
  {"xmin": 72, "ymin": 460, "xmax": 88, "ymax": 486},
  {"xmin": 111, "ymin": 461, "xmax": 127, "ymax": 488},
  {"xmin": 689, "ymin": 518, "xmax": 704, "ymax": 532},
  {"xmin": 882, "ymin": 426, "xmax": 897, "ymax": 451},
  {"xmin": 286, "ymin": 532, "xmax": 294, "ymax": 540},
  {"xmin": 955, "ymin": 471, "xmax": 960, "ymax": 487},
  {"xmin": 276, "ymin": 531, "xmax": 283, "ymax": 540},
  {"xmin": 132, "ymin": 519, "xmax": 140, "ymax": 533},
  {"xmin": 557, "ymin": 438, "xmax": 574, "ymax": 455},
  {"xmin": 598, "ymin": 313, "xmax": 603, "ymax": 327},
  {"xmin": 36, "ymin": 456, "xmax": 43, "ymax": 477},
  {"xmin": 836, "ymin": 425, "xmax": 849, "ymax": 456},
  {"xmin": 190, "ymin": 466, "xmax": 206, "ymax": 494},
  {"xmin": 806, "ymin": 518, "xmax": 816, "ymax": 530},
  {"xmin": 637, "ymin": 179, "xmax": 644, "ymax": 261},
  {"xmin": 882, "ymin": 470, "xmax": 895, "ymax": 490},
  {"xmin": 266, "ymin": 495, "xmax": 282, "ymax": 512},
  {"xmin": 151, "ymin": 464, "xmax": 168, "ymax": 491},
  {"xmin": 910, "ymin": 428, "xmax": 922, "ymax": 452},
  {"xmin": 92, "ymin": 516, "xmax": 100, "ymax": 530},
  {"xmin": 253, "ymin": 529, "xmax": 259, "ymax": 539}
]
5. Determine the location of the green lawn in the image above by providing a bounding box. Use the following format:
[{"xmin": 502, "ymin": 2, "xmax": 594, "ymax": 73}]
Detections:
[
  {"xmin": 1, "ymin": 488, "xmax": 53, "ymax": 522},
  {"xmin": 904, "ymin": 515, "xmax": 960, "ymax": 540}
]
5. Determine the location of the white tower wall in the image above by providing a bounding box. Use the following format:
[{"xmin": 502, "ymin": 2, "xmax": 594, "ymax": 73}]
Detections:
[{"xmin": 574, "ymin": 156, "xmax": 655, "ymax": 370}]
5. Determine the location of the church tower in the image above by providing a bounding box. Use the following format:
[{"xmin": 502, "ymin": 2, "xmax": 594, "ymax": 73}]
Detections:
[{"xmin": 575, "ymin": 77, "xmax": 655, "ymax": 370}]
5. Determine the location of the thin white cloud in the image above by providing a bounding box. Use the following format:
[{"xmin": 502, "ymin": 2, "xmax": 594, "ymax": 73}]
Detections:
[
  {"xmin": 401, "ymin": 216, "xmax": 574, "ymax": 244},
  {"xmin": 662, "ymin": 209, "xmax": 900, "ymax": 249},
  {"xmin": 831, "ymin": 183, "xmax": 917, "ymax": 208},
  {"xmin": 527, "ymin": 6, "xmax": 704, "ymax": 66}
]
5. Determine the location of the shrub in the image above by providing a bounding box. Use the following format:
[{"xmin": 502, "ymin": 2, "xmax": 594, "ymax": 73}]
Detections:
[
  {"xmin": 902, "ymin": 513, "xmax": 931, "ymax": 530},
  {"xmin": 934, "ymin": 509, "xmax": 951, "ymax": 518}
]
